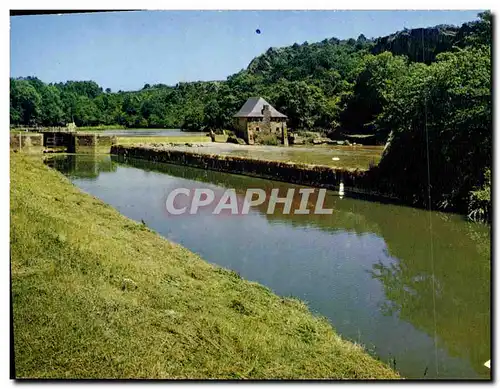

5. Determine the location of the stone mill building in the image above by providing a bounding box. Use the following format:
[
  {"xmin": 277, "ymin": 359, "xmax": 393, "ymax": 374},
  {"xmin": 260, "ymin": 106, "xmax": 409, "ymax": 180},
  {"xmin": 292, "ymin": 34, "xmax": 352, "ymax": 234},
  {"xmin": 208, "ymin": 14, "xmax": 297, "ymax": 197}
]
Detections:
[{"xmin": 233, "ymin": 97, "xmax": 288, "ymax": 146}]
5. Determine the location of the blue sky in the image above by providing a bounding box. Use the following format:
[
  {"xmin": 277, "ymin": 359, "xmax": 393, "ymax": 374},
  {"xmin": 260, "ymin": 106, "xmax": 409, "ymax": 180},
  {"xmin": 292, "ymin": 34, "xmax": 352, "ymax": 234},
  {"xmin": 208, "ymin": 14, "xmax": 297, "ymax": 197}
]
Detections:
[{"xmin": 10, "ymin": 10, "xmax": 482, "ymax": 91}]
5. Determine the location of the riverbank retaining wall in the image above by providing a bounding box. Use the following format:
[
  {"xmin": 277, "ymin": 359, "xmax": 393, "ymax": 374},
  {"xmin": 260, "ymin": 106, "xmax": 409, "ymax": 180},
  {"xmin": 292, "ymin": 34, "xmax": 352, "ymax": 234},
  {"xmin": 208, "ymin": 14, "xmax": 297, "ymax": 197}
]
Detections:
[
  {"xmin": 10, "ymin": 132, "xmax": 116, "ymax": 153},
  {"xmin": 68, "ymin": 133, "xmax": 117, "ymax": 153},
  {"xmin": 10, "ymin": 133, "xmax": 44, "ymax": 153},
  {"xmin": 110, "ymin": 144, "xmax": 393, "ymax": 199}
]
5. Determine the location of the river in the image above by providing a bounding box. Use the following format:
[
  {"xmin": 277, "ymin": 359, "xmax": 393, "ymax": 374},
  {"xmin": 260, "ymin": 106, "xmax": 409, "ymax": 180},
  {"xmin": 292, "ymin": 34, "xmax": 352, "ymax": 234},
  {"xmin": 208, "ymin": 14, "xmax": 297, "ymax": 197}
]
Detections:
[{"xmin": 45, "ymin": 154, "xmax": 491, "ymax": 379}]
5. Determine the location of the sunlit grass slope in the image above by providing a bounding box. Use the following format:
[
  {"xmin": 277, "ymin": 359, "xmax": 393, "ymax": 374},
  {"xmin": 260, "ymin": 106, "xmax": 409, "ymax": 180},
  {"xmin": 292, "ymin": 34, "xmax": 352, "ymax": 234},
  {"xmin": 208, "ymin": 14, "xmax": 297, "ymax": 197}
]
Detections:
[{"xmin": 10, "ymin": 154, "xmax": 398, "ymax": 379}]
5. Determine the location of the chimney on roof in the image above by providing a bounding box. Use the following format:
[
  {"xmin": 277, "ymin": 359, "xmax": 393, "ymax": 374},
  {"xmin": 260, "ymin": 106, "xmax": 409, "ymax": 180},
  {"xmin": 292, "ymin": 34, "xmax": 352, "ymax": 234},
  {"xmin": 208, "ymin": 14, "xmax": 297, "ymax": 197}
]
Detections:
[{"xmin": 262, "ymin": 104, "xmax": 271, "ymax": 129}]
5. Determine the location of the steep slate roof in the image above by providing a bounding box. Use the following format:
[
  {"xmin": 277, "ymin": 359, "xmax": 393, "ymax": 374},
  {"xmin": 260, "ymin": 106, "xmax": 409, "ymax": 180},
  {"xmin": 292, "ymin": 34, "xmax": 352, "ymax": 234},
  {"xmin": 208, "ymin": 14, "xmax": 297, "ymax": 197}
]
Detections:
[{"xmin": 233, "ymin": 97, "xmax": 287, "ymax": 118}]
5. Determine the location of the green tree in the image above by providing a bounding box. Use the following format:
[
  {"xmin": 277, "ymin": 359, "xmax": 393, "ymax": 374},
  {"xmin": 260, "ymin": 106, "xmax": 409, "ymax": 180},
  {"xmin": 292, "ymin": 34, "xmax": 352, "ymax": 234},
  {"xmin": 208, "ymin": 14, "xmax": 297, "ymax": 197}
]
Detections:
[
  {"xmin": 464, "ymin": 11, "xmax": 491, "ymax": 47},
  {"xmin": 40, "ymin": 85, "xmax": 65, "ymax": 125},
  {"xmin": 341, "ymin": 52, "xmax": 408, "ymax": 137},
  {"xmin": 182, "ymin": 105, "xmax": 205, "ymax": 131},
  {"xmin": 74, "ymin": 96, "xmax": 100, "ymax": 126},
  {"xmin": 10, "ymin": 78, "xmax": 42, "ymax": 125},
  {"xmin": 274, "ymin": 81, "xmax": 329, "ymax": 130},
  {"xmin": 376, "ymin": 46, "xmax": 491, "ymax": 213}
]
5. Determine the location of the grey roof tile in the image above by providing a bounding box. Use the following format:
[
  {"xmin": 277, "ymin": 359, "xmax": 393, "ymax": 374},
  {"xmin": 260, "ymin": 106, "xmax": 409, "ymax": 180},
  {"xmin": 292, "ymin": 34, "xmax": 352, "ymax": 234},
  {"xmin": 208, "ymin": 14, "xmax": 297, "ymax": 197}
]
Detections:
[{"xmin": 233, "ymin": 97, "xmax": 287, "ymax": 118}]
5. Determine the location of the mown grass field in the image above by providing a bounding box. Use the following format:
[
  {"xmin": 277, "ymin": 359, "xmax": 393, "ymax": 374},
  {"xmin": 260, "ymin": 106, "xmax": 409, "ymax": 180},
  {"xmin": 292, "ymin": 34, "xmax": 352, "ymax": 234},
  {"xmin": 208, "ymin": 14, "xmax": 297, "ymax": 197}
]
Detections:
[
  {"xmin": 115, "ymin": 135, "xmax": 227, "ymax": 145},
  {"xmin": 10, "ymin": 154, "xmax": 398, "ymax": 379},
  {"xmin": 191, "ymin": 144, "xmax": 383, "ymax": 170},
  {"xmin": 114, "ymin": 134, "xmax": 383, "ymax": 170}
]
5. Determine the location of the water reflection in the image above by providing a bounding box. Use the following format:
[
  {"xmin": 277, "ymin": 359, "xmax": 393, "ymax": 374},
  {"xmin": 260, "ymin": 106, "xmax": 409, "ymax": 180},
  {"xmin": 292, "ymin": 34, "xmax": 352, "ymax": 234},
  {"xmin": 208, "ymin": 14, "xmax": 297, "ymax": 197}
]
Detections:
[
  {"xmin": 44, "ymin": 154, "xmax": 117, "ymax": 179},
  {"xmin": 46, "ymin": 154, "xmax": 491, "ymax": 379},
  {"xmin": 369, "ymin": 211, "xmax": 490, "ymax": 377}
]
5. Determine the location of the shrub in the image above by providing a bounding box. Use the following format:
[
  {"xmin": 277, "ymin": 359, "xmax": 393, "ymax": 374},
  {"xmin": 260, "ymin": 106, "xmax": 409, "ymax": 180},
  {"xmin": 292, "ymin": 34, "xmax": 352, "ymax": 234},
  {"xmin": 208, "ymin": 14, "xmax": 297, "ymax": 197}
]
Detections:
[
  {"xmin": 468, "ymin": 169, "xmax": 491, "ymax": 222},
  {"xmin": 226, "ymin": 135, "xmax": 246, "ymax": 145},
  {"xmin": 254, "ymin": 133, "xmax": 279, "ymax": 146}
]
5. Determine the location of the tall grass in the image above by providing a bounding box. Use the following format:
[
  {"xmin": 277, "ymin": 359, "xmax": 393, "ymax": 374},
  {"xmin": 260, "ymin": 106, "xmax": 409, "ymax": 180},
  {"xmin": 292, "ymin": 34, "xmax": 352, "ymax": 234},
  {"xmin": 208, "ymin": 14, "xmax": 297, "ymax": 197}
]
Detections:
[{"xmin": 116, "ymin": 135, "xmax": 227, "ymax": 145}]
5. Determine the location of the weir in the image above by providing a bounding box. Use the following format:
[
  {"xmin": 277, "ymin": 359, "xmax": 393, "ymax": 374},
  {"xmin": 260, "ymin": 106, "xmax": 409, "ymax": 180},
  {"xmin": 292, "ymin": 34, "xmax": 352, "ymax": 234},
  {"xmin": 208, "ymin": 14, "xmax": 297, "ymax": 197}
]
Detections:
[{"xmin": 110, "ymin": 144, "xmax": 397, "ymax": 201}]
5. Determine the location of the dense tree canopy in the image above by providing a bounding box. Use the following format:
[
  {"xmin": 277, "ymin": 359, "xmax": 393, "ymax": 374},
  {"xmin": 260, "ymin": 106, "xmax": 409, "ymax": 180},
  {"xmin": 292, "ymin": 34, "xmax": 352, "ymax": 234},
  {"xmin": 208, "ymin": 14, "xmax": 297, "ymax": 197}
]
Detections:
[
  {"xmin": 370, "ymin": 11, "xmax": 491, "ymax": 218},
  {"xmin": 376, "ymin": 44, "xmax": 491, "ymax": 215}
]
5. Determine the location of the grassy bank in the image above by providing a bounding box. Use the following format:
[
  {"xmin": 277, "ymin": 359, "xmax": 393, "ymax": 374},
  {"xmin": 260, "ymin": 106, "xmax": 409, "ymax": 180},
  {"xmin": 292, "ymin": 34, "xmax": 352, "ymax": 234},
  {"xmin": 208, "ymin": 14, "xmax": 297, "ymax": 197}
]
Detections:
[{"xmin": 10, "ymin": 154, "xmax": 398, "ymax": 379}]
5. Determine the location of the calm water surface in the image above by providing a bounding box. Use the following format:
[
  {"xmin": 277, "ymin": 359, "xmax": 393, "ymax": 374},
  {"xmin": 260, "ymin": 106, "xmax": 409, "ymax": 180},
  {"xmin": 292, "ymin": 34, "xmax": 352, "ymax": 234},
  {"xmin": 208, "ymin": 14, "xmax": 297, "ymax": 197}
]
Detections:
[
  {"xmin": 100, "ymin": 128, "xmax": 202, "ymax": 137},
  {"xmin": 46, "ymin": 154, "xmax": 491, "ymax": 380}
]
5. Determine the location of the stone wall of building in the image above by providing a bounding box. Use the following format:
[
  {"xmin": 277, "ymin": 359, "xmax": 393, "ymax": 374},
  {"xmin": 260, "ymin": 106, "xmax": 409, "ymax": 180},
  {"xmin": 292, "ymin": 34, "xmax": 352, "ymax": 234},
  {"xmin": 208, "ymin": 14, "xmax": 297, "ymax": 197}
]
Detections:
[
  {"xmin": 233, "ymin": 118, "xmax": 250, "ymax": 144},
  {"xmin": 247, "ymin": 119, "xmax": 287, "ymax": 145},
  {"xmin": 246, "ymin": 120, "xmax": 283, "ymax": 135}
]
